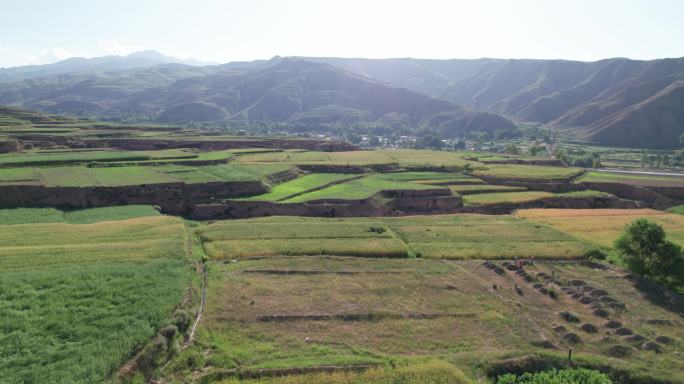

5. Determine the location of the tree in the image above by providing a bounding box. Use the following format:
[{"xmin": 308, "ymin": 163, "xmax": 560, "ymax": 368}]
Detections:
[
  {"xmin": 614, "ymin": 219, "xmax": 684, "ymax": 288},
  {"xmin": 527, "ymin": 144, "xmax": 543, "ymax": 156},
  {"xmin": 453, "ymin": 140, "xmax": 466, "ymax": 151},
  {"xmin": 505, "ymin": 143, "xmax": 519, "ymax": 155},
  {"xmin": 415, "ymin": 133, "xmax": 443, "ymax": 150}
]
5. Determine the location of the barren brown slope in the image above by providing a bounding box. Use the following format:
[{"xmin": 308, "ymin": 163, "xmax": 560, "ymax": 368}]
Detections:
[{"xmin": 575, "ymin": 80, "xmax": 684, "ymax": 148}]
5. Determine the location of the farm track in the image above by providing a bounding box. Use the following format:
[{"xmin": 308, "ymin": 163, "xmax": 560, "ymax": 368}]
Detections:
[{"xmin": 180, "ymin": 227, "xmax": 208, "ymax": 352}]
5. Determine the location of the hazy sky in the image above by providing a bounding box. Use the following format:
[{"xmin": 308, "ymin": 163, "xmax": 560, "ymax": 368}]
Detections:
[{"xmin": 1, "ymin": 0, "xmax": 683, "ymax": 67}]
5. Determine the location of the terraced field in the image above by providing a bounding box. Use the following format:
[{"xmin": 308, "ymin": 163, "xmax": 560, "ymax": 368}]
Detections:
[
  {"xmin": 199, "ymin": 215, "xmax": 590, "ymax": 260},
  {"xmin": 163, "ymin": 257, "xmax": 684, "ymax": 383},
  {"xmin": 281, "ymin": 175, "xmax": 441, "ymax": 202},
  {"xmin": 463, "ymin": 190, "xmax": 611, "ymax": 206},
  {"xmin": 0, "ymin": 162, "xmax": 291, "ymax": 186},
  {"xmin": 237, "ymin": 173, "xmax": 358, "ymax": 201},
  {"xmin": 0, "ymin": 206, "xmax": 191, "ymax": 383},
  {"xmin": 518, "ymin": 209, "xmax": 684, "ymax": 248},
  {"xmin": 580, "ymin": 171, "xmax": 684, "ymax": 187},
  {"xmin": 473, "ymin": 164, "xmax": 584, "ymax": 180}
]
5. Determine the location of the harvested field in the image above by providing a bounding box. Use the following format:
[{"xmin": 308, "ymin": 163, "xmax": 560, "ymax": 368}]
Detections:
[
  {"xmin": 517, "ymin": 209, "xmax": 684, "ymax": 248},
  {"xmin": 163, "ymin": 257, "xmax": 684, "ymax": 383}
]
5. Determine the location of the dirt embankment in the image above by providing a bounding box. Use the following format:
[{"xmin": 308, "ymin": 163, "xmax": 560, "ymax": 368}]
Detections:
[
  {"xmin": 0, "ymin": 181, "xmax": 267, "ymax": 214},
  {"xmin": 480, "ymin": 159, "xmax": 564, "ymax": 166},
  {"xmin": 188, "ymin": 189, "xmax": 462, "ymax": 220},
  {"xmin": 475, "ymin": 174, "xmax": 682, "ymax": 210},
  {"xmin": 579, "ymin": 181, "xmax": 680, "ymax": 210},
  {"xmin": 460, "ymin": 195, "xmax": 640, "ymax": 215},
  {"xmin": 0, "ymin": 140, "xmax": 18, "ymax": 153}
]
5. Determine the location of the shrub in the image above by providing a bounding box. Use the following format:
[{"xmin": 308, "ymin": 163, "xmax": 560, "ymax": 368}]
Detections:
[
  {"xmin": 496, "ymin": 368, "xmax": 613, "ymax": 384},
  {"xmin": 548, "ymin": 287, "xmax": 558, "ymax": 300},
  {"xmin": 584, "ymin": 248, "xmax": 607, "ymax": 261}
]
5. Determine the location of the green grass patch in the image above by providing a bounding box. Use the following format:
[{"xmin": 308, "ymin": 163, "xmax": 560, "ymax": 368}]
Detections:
[
  {"xmin": 238, "ymin": 174, "xmax": 357, "ymax": 201},
  {"xmin": 283, "ymin": 175, "xmax": 439, "ymax": 202},
  {"xmin": 0, "ymin": 205, "xmax": 160, "ymax": 225}
]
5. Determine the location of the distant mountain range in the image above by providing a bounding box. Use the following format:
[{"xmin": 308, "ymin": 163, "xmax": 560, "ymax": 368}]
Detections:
[
  {"xmin": 0, "ymin": 50, "xmax": 212, "ymax": 82},
  {"xmin": 0, "ymin": 52, "xmax": 683, "ymax": 148},
  {"xmin": 303, "ymin": 57, "xmax": 684, "ymax": 149}
]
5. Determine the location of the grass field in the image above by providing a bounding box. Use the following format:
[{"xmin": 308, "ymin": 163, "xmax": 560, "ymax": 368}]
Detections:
[
  {"xmin": 282, "ymin": 175, "xmax": 439, "ymax": 202},
  {"xmin": 517, "ymin": 208, "xmax": 684, "ymax": 248},
  {"xmin": 0, "ymin": 163, "xmax": 291, "ymax": 187},
  {"xmin": 0, "ymin": 206, "xmax": 190, "ymax": 383},
  {"xmin": 199, "ymin": 215, "xmax": 590, "ymax": 260},
  {"xmin": 580, "ymin": 171, "xmax": 684, "ymax": 187},
  {"xmin": 163, "ymin": 257, "xmax": 683, "ymax": 383},
  {"xmin": 473, "ymin": 164, "xmax": 583, "ymax": 180},
  {"xmin": 238, "ymin": 174, "xmax": 357, "ymax": 201}
]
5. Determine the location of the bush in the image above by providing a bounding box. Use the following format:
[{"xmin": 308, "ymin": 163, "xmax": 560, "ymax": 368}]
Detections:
[
  {"xmin": 548, "ymin": 287, "xmax": 558, "ymax": 300},
  {"xmin": 584, "ymin": 248, "xmax": 607, "ymax": 261},
  {"xmin": 496, "ymin": 368, "xmax": 613, "ymax": 384}
]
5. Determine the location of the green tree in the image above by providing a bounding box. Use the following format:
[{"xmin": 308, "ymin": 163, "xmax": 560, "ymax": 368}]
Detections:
[
  {"xmin": 614, "ymin": 219, "xmax": 684, "ymax": 288},
  {"xmin": 505, "ymin": 143, "xmax": 519, "ymax": 154},
  {"xmin": 527, "ymin": 144, "xmax": 543, "ymax": 156}
]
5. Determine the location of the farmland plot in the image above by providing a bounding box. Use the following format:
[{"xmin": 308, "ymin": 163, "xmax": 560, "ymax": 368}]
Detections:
[{"xmin": 0, "ymin": 206, "xmax": 190, "ymax": 383}]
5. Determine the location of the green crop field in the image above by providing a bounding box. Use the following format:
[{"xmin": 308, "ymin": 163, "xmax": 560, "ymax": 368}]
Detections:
[
  {"xmin": 0, "ymin": 206, "xmax": 191, "ymax": 383},
  {"xmin": 282, "ymin": 175, "xmax": 439, "ymax": 202},
  {"xmin": 0, "ymin": 163, "xmax": 292, "ymax": 187},
  {"xmin": 238, "ymin": 173, "xmax": 357, "ymax": 201}
]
